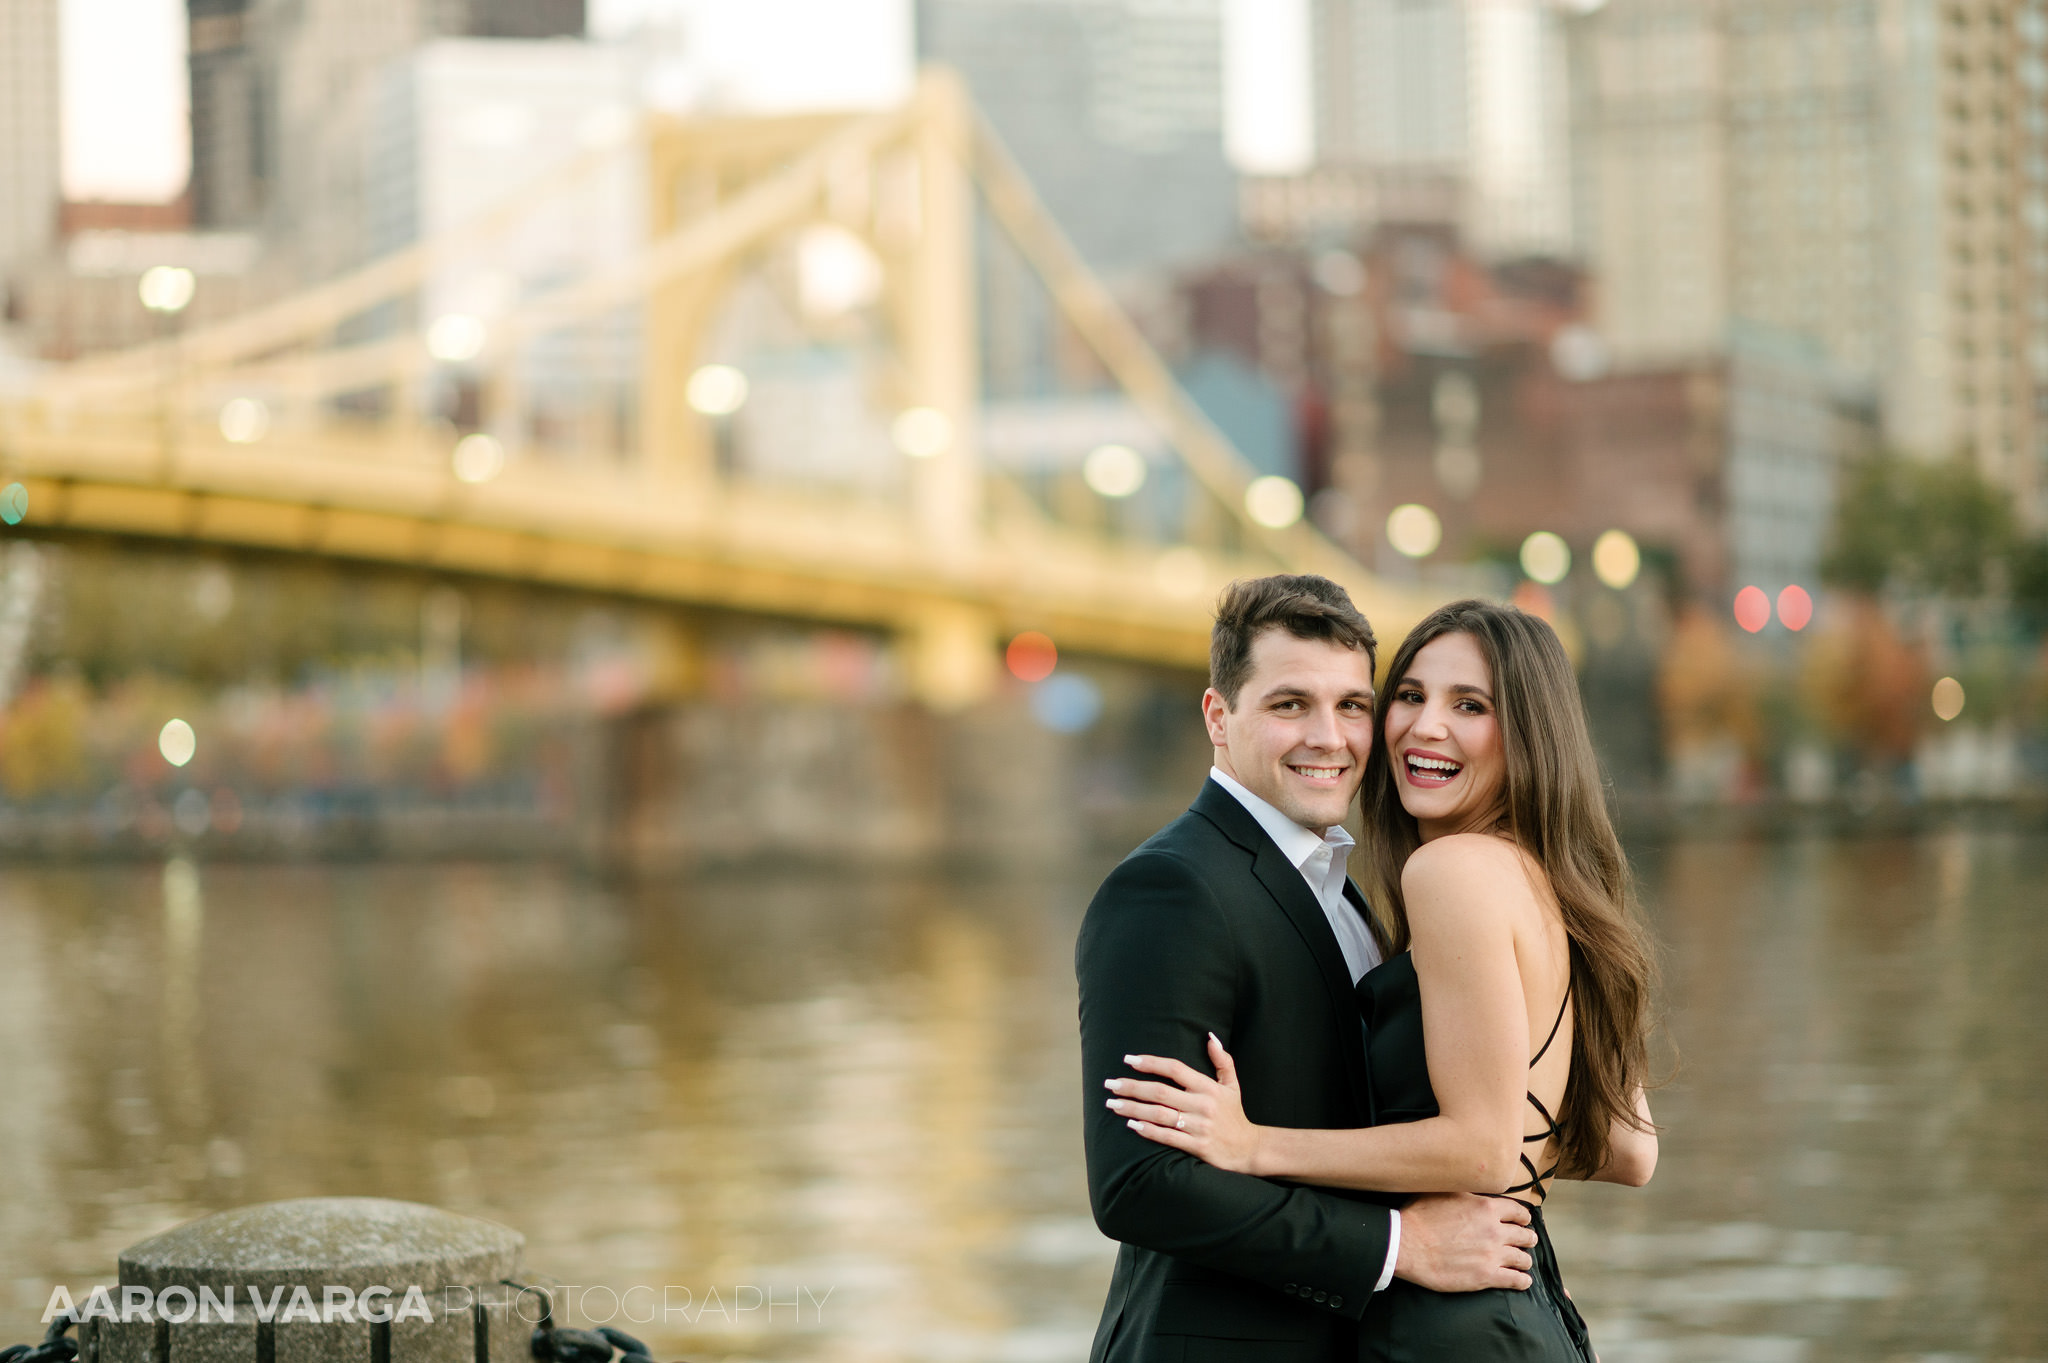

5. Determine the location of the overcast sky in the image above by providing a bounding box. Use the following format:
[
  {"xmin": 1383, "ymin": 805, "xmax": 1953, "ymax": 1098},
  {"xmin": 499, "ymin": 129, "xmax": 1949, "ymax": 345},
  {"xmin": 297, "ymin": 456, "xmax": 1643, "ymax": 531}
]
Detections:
[{"xmin": 59, "ymin": 0, "xmax": 1311, "ymax": 202}]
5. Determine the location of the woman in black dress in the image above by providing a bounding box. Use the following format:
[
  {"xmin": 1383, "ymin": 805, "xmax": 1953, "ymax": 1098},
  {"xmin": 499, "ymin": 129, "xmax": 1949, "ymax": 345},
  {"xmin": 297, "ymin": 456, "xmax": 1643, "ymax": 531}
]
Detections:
[{"xmin": 1111, "ymin": 600, "xmax": 1659, "ymax": 1362}]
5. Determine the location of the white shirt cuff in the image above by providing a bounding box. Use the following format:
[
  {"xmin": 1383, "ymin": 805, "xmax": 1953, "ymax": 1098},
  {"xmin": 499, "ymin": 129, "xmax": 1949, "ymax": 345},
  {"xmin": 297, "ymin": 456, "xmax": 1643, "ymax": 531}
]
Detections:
[{"xmin": 1374, "ymin": 1209, "xmax": 1401, "ymax": 1293}]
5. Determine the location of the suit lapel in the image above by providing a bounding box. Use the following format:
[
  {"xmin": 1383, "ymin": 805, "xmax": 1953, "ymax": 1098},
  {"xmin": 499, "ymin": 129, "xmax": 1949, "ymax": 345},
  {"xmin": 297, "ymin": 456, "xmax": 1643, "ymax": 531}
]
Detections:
[{"xmin": 1191, "ymin": 781, "xmax": 1373, "ymax": 1122}]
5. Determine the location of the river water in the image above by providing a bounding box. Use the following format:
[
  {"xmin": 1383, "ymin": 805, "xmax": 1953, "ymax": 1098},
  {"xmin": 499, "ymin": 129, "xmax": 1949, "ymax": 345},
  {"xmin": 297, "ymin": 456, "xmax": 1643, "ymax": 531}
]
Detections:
[{"xmin": 0, "ymin": 829, "xmax": 2043, "ymax": 1362}]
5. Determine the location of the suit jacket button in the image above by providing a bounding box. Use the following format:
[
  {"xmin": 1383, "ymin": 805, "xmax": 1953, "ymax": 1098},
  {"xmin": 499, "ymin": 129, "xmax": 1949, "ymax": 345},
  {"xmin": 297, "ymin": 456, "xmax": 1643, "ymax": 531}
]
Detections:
[
  {"xmin": 1314, "ymin": 1290, "xmax": 1327, "ymax": 1303},
  {"xmin": 1330, "ymin": 1295, "xmax": 1343, "ymax": 1309},
  {"xmin": 1284, "ymin": 1283, "xmax": 1298, "ymax": 1295}
]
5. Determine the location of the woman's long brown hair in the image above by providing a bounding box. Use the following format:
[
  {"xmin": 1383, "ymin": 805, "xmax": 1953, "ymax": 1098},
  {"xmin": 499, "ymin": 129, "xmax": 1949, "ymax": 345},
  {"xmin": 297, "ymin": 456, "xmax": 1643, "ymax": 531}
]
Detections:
[{"xmin": 1360, "ymin": 598, "xmax": 1657, "ymax": 1178}]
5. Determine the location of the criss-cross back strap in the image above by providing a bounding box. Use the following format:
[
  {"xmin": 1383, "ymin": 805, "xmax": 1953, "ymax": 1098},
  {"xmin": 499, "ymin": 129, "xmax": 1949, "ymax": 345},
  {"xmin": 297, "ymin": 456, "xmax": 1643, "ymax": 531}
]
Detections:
[
  {"xmin": 1530, "ymin": 980, "xmax": 1571, "ymax": 1068},
  {"xmin": 1503, "ymin": 982, "xmax": 1572, "ymax": 1204}
]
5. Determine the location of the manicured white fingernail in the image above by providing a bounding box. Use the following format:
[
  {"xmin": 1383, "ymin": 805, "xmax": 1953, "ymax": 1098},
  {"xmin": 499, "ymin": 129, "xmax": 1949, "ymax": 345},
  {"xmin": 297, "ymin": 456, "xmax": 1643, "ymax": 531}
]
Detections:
[
  {"xmin": 1126, "ymin": 1119, "xmax": 1142, "ymax": 1130},
  {"xmin": 1123, "ymin": 1054, "xmax": 1138, "ymax": 1064}
]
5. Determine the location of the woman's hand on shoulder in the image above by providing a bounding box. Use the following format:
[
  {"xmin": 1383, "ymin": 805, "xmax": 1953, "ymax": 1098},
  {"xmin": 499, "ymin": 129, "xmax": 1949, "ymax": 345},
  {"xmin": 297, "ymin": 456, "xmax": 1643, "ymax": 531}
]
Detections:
[{"xmin": 1107, "ymin": 1033, "xmax": 1268, "ymax": 1175}]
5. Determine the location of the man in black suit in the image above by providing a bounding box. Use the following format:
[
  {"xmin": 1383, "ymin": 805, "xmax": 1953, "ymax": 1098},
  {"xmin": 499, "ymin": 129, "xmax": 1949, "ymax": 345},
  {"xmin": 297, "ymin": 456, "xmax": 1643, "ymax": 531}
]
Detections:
[{"xmin": 1077, "ymin": 574, "xmax": 1538, "ymax": 1362}]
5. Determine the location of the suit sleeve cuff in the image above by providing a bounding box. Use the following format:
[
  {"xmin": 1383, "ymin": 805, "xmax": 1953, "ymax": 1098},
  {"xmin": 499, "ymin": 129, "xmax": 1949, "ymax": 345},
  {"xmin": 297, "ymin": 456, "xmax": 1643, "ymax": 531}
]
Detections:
[{"xmin": 1374, "ymin": 1209, "xmax": 1401, "ymax": 1293}]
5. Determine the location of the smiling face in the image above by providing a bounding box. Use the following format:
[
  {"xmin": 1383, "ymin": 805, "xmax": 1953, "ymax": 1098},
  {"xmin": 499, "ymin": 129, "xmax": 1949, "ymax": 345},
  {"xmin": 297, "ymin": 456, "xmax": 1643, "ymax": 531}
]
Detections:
[
  {"xmin": 1383, "ymin": 630, "xmax": 1508, "ymax": 840},
  {"xmin": 1202, "ymin": 628, "xmax": 1377, "ymax": 830}
]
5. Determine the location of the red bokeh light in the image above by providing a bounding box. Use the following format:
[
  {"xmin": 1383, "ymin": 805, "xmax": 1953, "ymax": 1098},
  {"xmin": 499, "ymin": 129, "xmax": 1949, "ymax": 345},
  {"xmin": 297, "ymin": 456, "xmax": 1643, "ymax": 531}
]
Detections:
[
  {"xmin": 1777, "ymin": 584, "xmax": 1813, "ymax": 631},
  {"xmin": 1006, "ymin": 631, "xmax": 1058, "ymax": 682},
  {"xmin": 1511, "ymin": 581, "xmax": 1555, "ymax": 622},
  {"xmin": 1733, "ymin": 586, "xmax": 1770, "ymax": 633}
]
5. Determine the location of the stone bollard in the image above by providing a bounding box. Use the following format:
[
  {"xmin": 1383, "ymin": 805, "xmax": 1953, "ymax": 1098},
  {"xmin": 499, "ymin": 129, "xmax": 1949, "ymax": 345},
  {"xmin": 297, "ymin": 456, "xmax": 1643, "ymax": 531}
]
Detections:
[{"xmin": 82, "ymin": 1199, "xmax": 528, "ymax": 1363}]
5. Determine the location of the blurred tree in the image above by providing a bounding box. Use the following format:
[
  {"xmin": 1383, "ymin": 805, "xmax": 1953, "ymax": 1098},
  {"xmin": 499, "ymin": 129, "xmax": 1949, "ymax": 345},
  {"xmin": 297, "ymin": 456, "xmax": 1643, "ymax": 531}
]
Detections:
[
  {"xmin": 1799, "ymin": 597, "xmax": 1929, "ymax": 764},
  {"xmin": 0, "ymin": 676, "xmax": 89, "ymax": 797},
  {"xmin": 1816, "ymin": 451, "xmax": 2048, "ymax": 772},
  {"xmin": 1823, "ymin": 450, "xmax": 2019, "ymax": 598},
  {"xmin": 1657, "ymin": 605, "xmax": 1758, "ymax": 754},
  {"xmin": 2012, "ymin": 537, "xmax": 2048, "ymax": 631}
]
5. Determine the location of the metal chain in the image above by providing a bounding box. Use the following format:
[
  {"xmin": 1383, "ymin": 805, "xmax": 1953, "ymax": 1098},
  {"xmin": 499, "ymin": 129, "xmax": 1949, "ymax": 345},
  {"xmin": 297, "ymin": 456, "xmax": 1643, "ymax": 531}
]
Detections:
[
  {"xmin": 528, "ymin": 1322, "xmax": 656, "ymax": 1363},
  {"xmin": 0, "ymin": 1316, "xmax": 79, "ymax": 1363}
]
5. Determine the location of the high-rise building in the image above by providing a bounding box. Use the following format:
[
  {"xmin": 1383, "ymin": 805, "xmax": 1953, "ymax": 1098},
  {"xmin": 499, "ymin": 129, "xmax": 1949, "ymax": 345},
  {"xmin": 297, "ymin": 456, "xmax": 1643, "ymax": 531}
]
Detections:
[
  {"xmin": 1463, "ymin": 0, "xmax": 1575, "ymax": 261},
  {"xmin": 1949, "ymin": 0, "xmax": 2047, "ymax": 519},
  {"xmin": 917, "ymin": 0, "xmax": 1239, "ymax": 275},
  {"xmin": 1571, "ymin": 2, "xmax": 1886, "ymax": 376},
  {"xmin": 1565, "ymin": 0, "xmax": 1728, "ymax": 369},
  {"xmin": 0, "ymin": 0, "xmax": 61, "ymax": 286},
  {"xmin": 186, "ymin": 0, "xmax": 587, "ymax": 275},
  {"xmin": 188, "ymin": 0, "xmax": 266, "ymax": 229},
  {"xmin": 364, "ymin": 39, "xmax": 640, "ymax": 443},
  {"xmin": 1314, "ymin": 0, "xmax": 1468, "ymax": 174},
  {"xmin": 1306, "ymin": 0, "xmax": 1575, "ymax": 260},
  {"xmin": 1573, "ymin": 0, "xmax": 2048, "ymax": 522},
  {"xmin": 1723, "ymin": 324, "xmax": 1854, "ymax": 602}
]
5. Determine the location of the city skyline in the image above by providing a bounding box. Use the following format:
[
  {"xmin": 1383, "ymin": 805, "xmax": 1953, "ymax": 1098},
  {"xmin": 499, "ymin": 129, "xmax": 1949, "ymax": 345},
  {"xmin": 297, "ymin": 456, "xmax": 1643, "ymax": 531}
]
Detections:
[{"xmin": 54, "ymin": 0, "xmax": 1313, "ymax": 202}]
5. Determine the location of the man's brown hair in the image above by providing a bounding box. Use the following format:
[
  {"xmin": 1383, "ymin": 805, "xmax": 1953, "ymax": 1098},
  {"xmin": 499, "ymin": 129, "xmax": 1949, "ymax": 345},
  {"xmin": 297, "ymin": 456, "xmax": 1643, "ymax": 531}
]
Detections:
[{"xmin": 1209, "ymin": 574, "xmax": 1377, "ymax": 706}]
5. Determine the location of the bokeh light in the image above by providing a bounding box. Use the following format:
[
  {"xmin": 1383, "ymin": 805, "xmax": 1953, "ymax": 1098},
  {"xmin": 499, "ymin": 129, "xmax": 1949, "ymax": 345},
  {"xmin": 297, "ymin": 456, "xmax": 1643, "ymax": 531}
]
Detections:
[
  {"xmin": 1932, "ymin": 677, "xmax": 1966, "ymax": 722},
  {"xmin": 1083, "ymin": 443, "xmax": 1147, "ymax": 498},
  {"xmin": 1385, "ymin": 503, "xmax": 1442, "ymax": 558},
  {"xmin": 1, "ymin": 482, "xmax": 26, "ymax": 525},
  {"xmin": 1032, "ymin": 673, "xmax": 1103, "ymax": 733},
  {"xmin": 686, "ymin": 364, "xmax": 749, "ymax": 417},
  {"xmin": 1734, "ymin": 586, "xmax": 1771, "ymax": 633},
  {"xmin": 893, "ymin": 407, "xmax": 952, "ymax": 459},
  {"xmin": 797, "ymin": 224, "xmax": 884, "ymax": 317},
  {"xmin": 1591, "ymin": 529, "xmax": 1640, "ymax": 589},
  {"xmin": 1778, "ymin": 584, "xmax": 1814, "ymax": 631},
  {"xmin": 158, "ymin": 718, "xmax": 197, "ymax": 767},
  {"xmin": 138, "ymin": 265, "xmax": 196, "ymax": 313},
  {"xmin": 426, "ymin": 313, "xmax": 487, "ymax": 363},
  {"xmin": 1244, "ymin": 475, "xmax": 1304, "ymax": 529},
  {"xmin": 1006, "ymin": 630, "xmax": 1058, "ymax": 682},
  {"xmin": 219, "ymin": 398, "xmax": 270, "ymax": 444},
  {"xmin": 1519, "ymin": 531, "xmax": 1571, "ymax": 584},
  {"xmin": 451, "ymin": 433, "xmax": 505, "ymax": 483},
  {"xmin": 1512, "ymin": 581, "xmax": 1556, "ymax": 621}
]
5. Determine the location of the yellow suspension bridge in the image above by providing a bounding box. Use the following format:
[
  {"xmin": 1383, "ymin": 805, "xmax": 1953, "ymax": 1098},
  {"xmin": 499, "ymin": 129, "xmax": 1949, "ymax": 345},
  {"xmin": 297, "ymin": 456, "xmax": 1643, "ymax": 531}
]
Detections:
[{"xmin": 0, "ymin": 73, "xmax": 1425, "ymax": 707}]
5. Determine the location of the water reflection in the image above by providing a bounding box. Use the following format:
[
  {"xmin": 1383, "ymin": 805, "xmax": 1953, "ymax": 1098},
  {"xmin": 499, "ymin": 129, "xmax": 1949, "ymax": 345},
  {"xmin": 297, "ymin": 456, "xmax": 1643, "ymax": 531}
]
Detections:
[
  {"xmin": 1551, "ymin": 829, "xmax": 2048, "ymax": 1362},
  {"xmin": 0, "ymin": 862, "xmax": 1111, "ymax": 1360},
  {"xmin": 0, "ymin": 831, "xmax": 2044, "ymax": 1361}
]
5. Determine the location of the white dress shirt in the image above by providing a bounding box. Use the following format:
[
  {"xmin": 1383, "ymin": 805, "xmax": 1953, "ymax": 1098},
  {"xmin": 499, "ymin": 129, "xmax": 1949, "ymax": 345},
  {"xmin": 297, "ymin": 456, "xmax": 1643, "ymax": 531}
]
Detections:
[
  {"xmin": 1209, "ymin": 766, "xmax": 1383, "ymax": 980},
  {"xmin": 1209, "ymin": 766, "xmax": 1401, "ymax": 1293}
]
